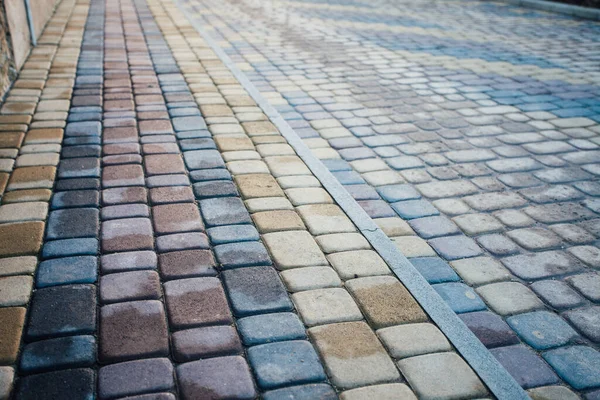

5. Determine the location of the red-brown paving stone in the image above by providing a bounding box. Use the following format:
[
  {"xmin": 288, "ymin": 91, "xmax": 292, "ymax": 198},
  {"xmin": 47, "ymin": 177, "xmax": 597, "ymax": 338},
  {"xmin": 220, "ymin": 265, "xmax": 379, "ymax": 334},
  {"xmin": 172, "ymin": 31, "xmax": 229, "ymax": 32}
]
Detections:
[
  {"xmin": 149, "ymin": 186, "xmax": 194, "ymax": 204},
  {"xmin": 102, "ymin": 218, "xmax": 154, "ymax": 252},
  {"xmin": 104, "ymin": 143, "xmax": 140, "ymax": 155},
  {"xmin": 103, "ymin": 127, "xmax": 138, "ymax": 144},
  {"xmin": 158, "ymin": 250, "xmax": 217, "ymax": 280},
  {"xmin": 172, "ymin": 325, "xmax": 243, "ymax": 362},
  {"xmin": 102, "ymin": 164, "xmax": 145, "ymax": 187},
  {"xmin": 102, "ymin": 187, "xmax": 148, "ymax": 205},
  {"xmin": 139, "ymin": 120, "xmax": 173, "ymax": 135},
  {"xmin": 152, "ymin": 203, "xmax": 203, "ymax": 234},
  {"xmin": 144, "ymin": 154, "xmax": 185, "ymax": 176}
]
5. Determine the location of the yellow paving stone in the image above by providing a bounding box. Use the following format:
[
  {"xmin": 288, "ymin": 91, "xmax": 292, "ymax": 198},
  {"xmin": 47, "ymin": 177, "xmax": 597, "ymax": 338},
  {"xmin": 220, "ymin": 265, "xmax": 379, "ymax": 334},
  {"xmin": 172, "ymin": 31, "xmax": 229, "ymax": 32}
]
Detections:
[
  {"xmin": 226, "ymin": 160, "xmax": 269, "ymax": 175},
  {"xmin": 214, "ymin": 135, "xmax": 254, "ymax": 151},
  {"xmin": 293, "ymin": 288, "xmax": 363, "ymax": 326},
  {"xmin": 234, "ymin": 174, "xmax": 284, "ymax": 199},
  {"xmin": 375, "ymin": 217, "xmax": 415, "ymax": 236},
  {"xmin": 0, "ymin": 307, "xmax": 26, "ymax": 363},
  {"xmin": 391, "ymin": 236, "xmax": 436, "ymax": 257},
  {"xmin": 340, "ymin": 384, "xmax": 417, "ymax": 400},
  {"xmin": 245, "ymin": 197, "xmax": 294, "ymax": 213},
  {"xmin": 241, "ymin": 121, "xmax": 278, "ymax": 136},
  {"xmin": 327, "ymin": 250, "xmax": 390, "ymax": 280},
  {"xmin": 23, "ymin": 128, "xmax": 64, "ymax": 144},
  {"xmin": 281, "ymin": 266, "xmax": 342, "ymax": 292},
  {"xmin": 316, "ymin": 233, "xmax": 371, "ymax": 254},
  {"xmin": 377, "ymin": 323, "xmax": 452, "ymax": 359},
  {"xmin": 263, "ymin": 230, "xmax": 328, "ymax": 269},
  {"xmin": 255, "ymin": 143, "xmax": 295, "ymax": 157},
  {"xmin": 277, "ymin": 176, "xmax": 321, "ymax": 189},
  {"xmin": 265, "ymin": 156, "xmax": 312, "ymax": 177},
  {"xmin": 296, "ymin": 204, "xmax": 356, "ymax": 235},
  {"xmin": 0, "ymin": 115, "xmax": 32, "ymax": 125},
  {"xmin": 286, "ymin": 187, "xmax": 333, "ymax": 206},
  {"xmin": 251, "ymin": 135, "xmax": 287, "ymax": 145},
  {"xmin": 252, "ymin": 210, "xmax": 306, "ymax": 233}
]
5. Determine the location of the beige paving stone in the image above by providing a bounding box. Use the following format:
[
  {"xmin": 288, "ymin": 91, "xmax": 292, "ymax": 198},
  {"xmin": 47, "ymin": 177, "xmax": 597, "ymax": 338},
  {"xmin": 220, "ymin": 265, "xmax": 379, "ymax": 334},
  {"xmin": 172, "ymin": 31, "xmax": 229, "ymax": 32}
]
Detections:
[
  {"xmin": 527, "ymin": 385, "xmax": 580, "ymax": 400},
  {"xmin": 433, "ymin": 199, "xmax": 472, "ymax": 216},
  {"xmin": 252, "ymin": 136, "xmax": 286, "ymax": 145},
  {"xmin": 375, "ymin": 217, "xmax": 414, "ymax": 236},
  {"xmin": 319, "ymin": 127, "xmax": 352, "ymax": 139},
  {"xmin": 327, "ymin": 250, "xmax": 390, "ymax": 280},
  {"xmin": 0, "ymin": 256, "xmax": 37, "ymax": 277},
  {"xmin": 346, "ymin": 276, "xmax": 427, "ymax": 328},
  {"xmin": 309, "ymin": 321, "xmax": 401, "ymax": 389},
  {"xmin": 453, "ymin": 214, "xmax": 504, "ymax": 235},
  {"xmin": 222, "ymin": 150, "xmax": 261, "ymax": 162},
  {"xmin": 245, "ymin": 197, "xmax": 293, "ymax": 213},
  {"xmin": 477, "ymin": 282, "xmax": 545, "ymax": 315},
  {"xmin": 397, "ymin": 352, "xmax": 487, "ymax": 399},
  {"xmin": 340, "ymin": 384, "xmax": 416, "ymax": 400},
  {"xmin": 281, "ymin": 266, "xmax": 342, "ymax": 292},
  {"xmin": 255, "ymin": 143, "xmax": 295, "ymax": 157},
  {"xmin": 0, "ymin": 308, "xmax": 26, "ymax": 364},
  {"xmin": 297, "ymin": 204, "xmax": 356, "ymax": 235},
  {"xmin": 209, "ymin": 123, "xmax": 244, "ymax": 135},
  {"xmin": 313, "ymin": 148, "xmax": 340, "ymax": 159},
  {"xmin": 277, "ymin": 176, "xmax": 321, "ymax": 189},
  {"xmin": 0, "ymin": 221, "xmax": 45, "ymax": 256},
  {"xmin": 286, "ymin": 187, "xmax": 333, "ymax": 206},
  {"xmin": 242, "ymin": 121, "xmax": 278, "ymax": 136},
  {"xmin": 199, "ymin": 104, "xmax": 233, "ymax": 117},
  {"xmin": 226, "ymin": 160, "xmax": 269, "ymax": 175},
  {"xmin": 0, "ymin": 366, "xmax": 14, "ymax": 399},
  {"xmin": 362, "ymin": 170, "xmax": 404, "ymax": 186},
  {"xmin": 36, "ymin": 99, "xmax": 70, "ymax": 112},
  {"xmin": 377, "ymin": 323, "xmax": 451, "ymax": 359},
  {"xmin": 391, "ymin": 236, "xmax": 436, "ymax": 257},
  {"xmin": 252, "ymin": 210, "xmax": 305, "ymax": 233},
  {"xmin": 214, "ymin": 135, "xmax": 254, "ymax": 152},
  {"xmin": 0, "ymin": 202, "xmax": 48, "ymax": 223},
  {"xmin": 350, "ymin": 158, "xmax": 388, "ymax": 173},
  {"xmin": 316, "ymin": 233, "xmax": 370, "ymax": 254},
  {"xmin": 2, "ymin": 189, "xmax": 52, "ymax": 203},
  {"xmin": 7, "ymin": 166, "xmax": 56, "ymax": 190},
  {"xmin": 263, "ymin": 230, "xmax": 328, "ymax": 269},
  {"xmin": 265, "ymin": 156, "xmax": 311, "ymax": 177},
  {"xmin": 0, "ymin": 275, "xmax": 33, "ymax": 306},
  {"xmin": 450, "ymin": 257, "xmax": 512, "ymax": 286},
  {"xmin": 293, "ymin": 288, "xmax": 363, "ymax": 326},
  {"xmin": 15, "ymin": 153, "xmax": 60, "ymax": 167},
  {"xmin": 234, "ymin": 174, "xmax": 284, "ymax": 199}
]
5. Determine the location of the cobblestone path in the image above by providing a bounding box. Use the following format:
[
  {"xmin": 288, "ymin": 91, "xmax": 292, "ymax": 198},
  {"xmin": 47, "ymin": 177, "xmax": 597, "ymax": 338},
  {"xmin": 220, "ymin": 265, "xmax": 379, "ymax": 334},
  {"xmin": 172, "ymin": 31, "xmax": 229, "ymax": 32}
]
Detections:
[{"xmin": 0, "ymin": 0, "xmax": 598, "ymax": 398}]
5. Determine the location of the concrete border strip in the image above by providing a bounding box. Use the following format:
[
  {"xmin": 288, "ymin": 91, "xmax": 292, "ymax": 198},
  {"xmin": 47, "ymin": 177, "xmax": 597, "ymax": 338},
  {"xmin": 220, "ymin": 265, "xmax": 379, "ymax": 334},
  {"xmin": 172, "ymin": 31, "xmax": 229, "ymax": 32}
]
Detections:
[
  {"xmin": 497, "ymin": 0, "xmax": 600, "ymax": 21},
  {"xmin": 173, "ymin": 1, "xmax": 531, "ymax": 398}
]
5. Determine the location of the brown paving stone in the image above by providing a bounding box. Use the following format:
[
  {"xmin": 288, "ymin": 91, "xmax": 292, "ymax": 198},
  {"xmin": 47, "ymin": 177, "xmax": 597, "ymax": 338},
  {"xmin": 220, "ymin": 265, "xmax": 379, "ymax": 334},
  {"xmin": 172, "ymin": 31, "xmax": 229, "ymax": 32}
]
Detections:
[
  {"xmin": 8, "ymin": 166, "xmax": 56, "ymax": 190},
  {"xmin": 23, "ymin": 129, "xmax": 63, "ymax": 144},
  {"xmin": 0, "ymin": 221, "xmax": 45, "ymax": 256},
  {"xmin": 102, "ymin": 218, "xmax": 154, "ymax": 252},
  {"xmin": 139, "ymin": 120, "xmax": 173, "ymax": 135},
  {"xmin": 144, "ymin": 154, "xmax": 185, "ymax": 176},
  {"xmin": 0, "ymin": 307, "xmax": 26, "ymax": 363},
  {"xmin": 242, "ymin": 121, "xmax": 278, "ymax": 135},
  {"xmin": 2, "ymin": 189, "xmax": 53, "ymax": 203},
  {"xmin": 252, "ymin": 210, "xmax": 306, "ymax": 233},
  {"xmin": 234, "ymin": 174, "xmax": 284, "ymax": 199},
  {"xmin": 152, "ymin": 204, "xmax": 203, "ymax": 235},
  {"xmin": 149, "ymin": 186, "xmax": 194, "ymax": 204},
  {"xmin": 172, "ymin": 325, "xmax": 242, "ymax": 362},
  {"xmin": 1, "ymin": 102, "xmax": 36, "ymax": 115},
  {"xmin": 104, "ymin": 127, "xmax": 138, "ymax": 144},
  {"xmin": 104, "ymin": 100, "xmax": 134, "ymax": 111},
  {"xmin": 102, "ymin": 165, "xmax": 144, "ymax": 188},
  {"xmin": 0, "ymin": 132, "xmax": 24, "ymax": 148},
  {"xmin": 102, "ymin": 187, "xmax": 147, "ymax": 205},
  {"xmin": 159, "ymin": 250, "xmax": 217, "ymax": 280},
  {"xmin": 0, "ymin": 174, "xmax": 7, "ymax": 195}
]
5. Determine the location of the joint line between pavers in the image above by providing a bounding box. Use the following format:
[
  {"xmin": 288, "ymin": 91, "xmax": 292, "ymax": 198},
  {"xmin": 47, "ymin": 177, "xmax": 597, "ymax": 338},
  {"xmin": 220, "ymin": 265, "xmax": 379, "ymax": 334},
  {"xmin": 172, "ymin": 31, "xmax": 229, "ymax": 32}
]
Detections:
[{"xmin": 170, "ymin": 1, "xmax": 531, "ymax": 398}]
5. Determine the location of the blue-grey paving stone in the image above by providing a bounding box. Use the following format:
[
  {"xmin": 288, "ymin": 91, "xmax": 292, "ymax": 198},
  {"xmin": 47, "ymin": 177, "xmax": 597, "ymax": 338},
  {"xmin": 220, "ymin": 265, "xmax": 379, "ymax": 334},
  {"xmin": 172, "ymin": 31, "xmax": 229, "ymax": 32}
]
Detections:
[
  {"xmin": 46, "ymin": 208, "xmax": 99, "ymax": 239},
  {"xmin": 387, "ymin": 156, "xmax": 424, "ymax": 170},
  {"xmin": 223, "ymin": 266, "xmax": 293, "ymax": 317},
  {"xmin": 199, "ymin": 197, "xmax": 252, "ymax": 227},
  {"xmin": 58, "ymin": 158, "xmax": 100, "ymax": 179},
  {"xmin": 345, "ymin": 184, "xmax": 380, "ymax": 200},
  {"xmin": 322, "ymin": 159, "xmax": 352, "ymax": 171},
  {"xmin": 531, "ymin": 280, "xmax": 585, "ymax": 310},
  {"xmin": 377, "ymin": 184, "xmax": 421, "ymax": 202},
  {"xmin": 410, "ymin": 257, "xmax": 460, "ymax": 284},
  {"xmin": 207, "ymin": 225, "xmax": 259, "ymax": 245},
  {"xmin": 190, "ymin": 168, "xmax": 232, "ymax": 182},
  {"xmin": 146, "ymin": 174, "xmax": 190, "ymax": 188},
  {"xmin": 98, "ymin": 358, "xmax": 174, "ymax": 399},
  {"xmin": 193, "ymin": 180, "xmax": 238, "ymax": 199},
  {"xmin": 26, "ymin": 285, "xmax": 96, "ymax": 340},
  {"xmin": 20, "ymin": 335, "xmax": 95, "ymax": 373},
  {"xmin": 460, "ymin": 311, "xmax": 519, "ymax": 348},
  {"xmin": 429, "ymin": 235, "xmax": 483, "ymax": 260},
  {"xmin": 357, "ymin": 200, "xmax": 396, "ymax": 218},
  {"xmin": 15, "ymin": 368, "xmax": 94, "ymax": 400},
  {"xmin": 65, "ymin": 121, "xmax": 101, "ymax": 137},
  {"xmin": 42, "ymin": 238, "xmax": 98, "ymax": 259},
  {"xmin": 491, "ymin": 345, "xmax": 559, "ymax": 389},
  {"xmin": 51, "ymin": 190, "xmax": 99, "ymax": 209},
  {"xmin": 37, "ymin": 256, "xmax": 97, "ymax": 288},
  {"xmin": 172, "ymin": 116, "xmax": 207, "ymax": 131},
  {"xmin": 118, "ymin": 394, "xmax": 175, "ymax": 400},
  {"xmin": 62, "ymin": 145, "xmax": 101, "ymax": 159},
  {"xmin": 339, "ymin": 147, "xmax": 376, "ymax": 161},
  {"xmin": 433, "ymin": 282, "xmax": 487, "ymax": 313},
  {"xmin": 70, "ymin": 106, "xmax": 102, "ymax": 114},
  {"xmin": 156, "ymin": 232, "xmax": 210, "ymax": 253},
  {"xmin": 214, "ymin": 242, "xmax": 271, "ymax": 269},
  {"xmin": 507, "ymin": 311, "xmax": 579, "ymax": 350},
  {"xmin": 64, "ymin": 136, "xmax": 101, "ymax": 146},
  {"xmin": 262, "ymin": 384, "xmax": 337, "ymax": 400},
  {"xmin": 180, "ymin": 138, "xmax": 216, "ymax": 151},
  {"xmin": 238, "ymin": 313, "xmax": 306, "ymax": 346},
  {"xmin": 183, "ymin": 150, "xmax": 225, "ymax": 170},
  {"xmin": 332, "ymin": 170, "xmax": 365, "ymax": 184},
  {"xmin": 391, "ymin": 199, "xmax": 440, "ymax": 220},
  {"xmin": 248, "ymin": 341, "xmax": 326, "ymax": 389},
  {"xmin": 55, "ymin": 178, "xmax": 99, "ymax": 191},
  {"xmin": 586, "ymin": 389, "xmax": 600, "ymax": 400},
  {"xmin": 477, "ymin": 234, "xmax": 521, "ymax": 256},
  {"xmin": 67, "ymin": 112, "xmax": 101, "ymax": 122},
  {"xmin": 564, "ymin": 307, "xmax": 600, "ymax": 343},
  {"xmin": 176, "ymin": 129, "xmax": 211, "ymax": 140},
  {"xmin": 409, "ymin": 216, "xmax": 460, "ymax": 239},
  {"xmin": 169, "ymin": 107, "xmax": 201, "ymax": 117}
]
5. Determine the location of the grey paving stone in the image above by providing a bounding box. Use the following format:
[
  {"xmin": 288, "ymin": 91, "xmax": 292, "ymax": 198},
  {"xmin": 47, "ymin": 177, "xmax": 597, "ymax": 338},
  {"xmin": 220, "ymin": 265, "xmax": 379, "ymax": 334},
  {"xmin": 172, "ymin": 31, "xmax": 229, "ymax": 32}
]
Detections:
[
  {"xmin": 214, "ymin": 242, "xmax": 271, "ymax": 268},
  {"xmin": 501, "ymin": 251, "xmax": 582, "ymax": 280},
  {"xmin": 98, "ymin": 358, "xmax": 174, "ymax": 399},
  {"xmin": 563, "ymin": 306, "xmax": 600, "ymax": 343},
  {"xmin": 199, "ymin": 197, "xmax": 252, "ymax": 227},
  {"xmin": 428, "ymin": 235, "xmax": 483, "ymax": 260}
]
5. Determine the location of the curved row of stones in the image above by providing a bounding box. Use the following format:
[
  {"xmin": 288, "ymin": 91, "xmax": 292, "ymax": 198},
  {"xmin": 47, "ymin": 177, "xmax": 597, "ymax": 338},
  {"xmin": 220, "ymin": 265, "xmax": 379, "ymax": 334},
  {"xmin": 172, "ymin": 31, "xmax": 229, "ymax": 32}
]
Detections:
[{"xmin": 178, "ymin": 0, "xmax": 600, "ymax": 397}]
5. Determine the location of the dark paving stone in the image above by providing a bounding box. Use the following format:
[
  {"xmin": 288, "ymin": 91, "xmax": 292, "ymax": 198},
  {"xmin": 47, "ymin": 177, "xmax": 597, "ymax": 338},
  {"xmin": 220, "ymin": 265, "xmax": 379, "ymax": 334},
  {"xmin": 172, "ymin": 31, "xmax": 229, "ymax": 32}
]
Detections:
[
  {"xmin": 207, "ymin": 225, "xmax": 260, "ymax": 244},
  {"xmin": 459, "ymin": 311, "xmax": 520, "ymax": 348},
  {"xmin": 183, "ymin": 150, "xmax": 224, "ymax": 170},
  {"xmin": 62, "ymin": 145, "xmax": 101, "ymax": 159},
  {"xmin": 262, "ymin": 384, "xmax": 337, "ymax": 400},
  {"xmin": 429, "ymin": 235, "xmax": 483, "ymax": 260},
  {"xmin": 192, "ymin": 180, "xmax": 238, "ymax": 199},
  {"xmin": 100, "ymin": 271, "xmax": 161, "ymax": 304},
  {"xmin": 491, "ymin": 345, "xmax": 559, "ymax": 389},
  {"xmin": 199, "ymin": 197, "xmax": 252, "ymax": 227},
  {"xmin": 117, "ymin": 394, "xmax": 175, "ymax": 400},
  {"xmin": 409, "ymin": 257, "xmax": 460, "ymax": 284},
  {"xmin": 391, "ymin": 199, "xmax": 440, "ymax": 220},
  {"xmin": 16, "ymin": 368, "xmax": 94, "ymax": 400},
  {"xmin": 46, "ymin": 208, "xmax": 99, "ymax": 239},
  {"xmin": 433, "ymin": 282, "xmax": 487, "ymax": 313},
  {"xmin": 158, "ymin": 250, "xmax": 216, "ymax": 280},
  {"xmin": 27, "ymin": 285, "xmax": 96, "ymax": 340},
  {"xmin": 101, "ymin": 251, "xmax": 157, "ymax": 273},
  {"xmin": 102, "ymin": 187, "xmax": 147, "ymax": 205},
  {"xmin": 42, "ymin": 238, "xmax": 98, "ymax": 259},
  {"xmin": 563, "ymin": 306, "xmax": 600, "ymax": 343},
  {"xmin": 177, "ymin": 356, "xmax": 256, "ymax": 400},
  {"xmin": 214, "ymin": 242, "xmax": 271, "ymax": 269},
  {"xmin": 99, "ymin": 300, "xmax": 169, "ymax": 362},
  {"xmin": 51, "ymin": 190, "xmax": 99, "ymax": 209},
  {"xmin": 98, "ymin": 358, "xmax": 174, "ymax": 399},
  {"xmin": 237, "ymin": 312, "xmax": 306, "ymax": 346},
  {"xmin": 180, "ymin": 138, "xmax": 216, "ymax": 151},
  {"xmin": 20, "ymin": 335, "xmax": 95, "ymax": 373},
  {"xmin": 223, "ymin": 266, "xmax": 293, "ymax": 317},
  {"xmin": 155, "ymin": 232, "xmax": 209, "ymax": 252},
  {"xmin": 56, "ymin": 178, "xmax": 100, "ymax": 191},
  {"xmin": 58, "ymin": 158, "xmax": 100, "ymax": 179},
  {"xmin": 164, "ymin": 277, "xmax": 233, "ymax": 329},
  {"xmin": 36, "ymin": 256, "xmax": 97, "ymax": 288},
  {"xmin": 172, "ymin": 325, "xmax": 242, "ymax": 362},
  {"xmin": 248, "ymin": 340, "xmax": 326, "ymax": 389}
]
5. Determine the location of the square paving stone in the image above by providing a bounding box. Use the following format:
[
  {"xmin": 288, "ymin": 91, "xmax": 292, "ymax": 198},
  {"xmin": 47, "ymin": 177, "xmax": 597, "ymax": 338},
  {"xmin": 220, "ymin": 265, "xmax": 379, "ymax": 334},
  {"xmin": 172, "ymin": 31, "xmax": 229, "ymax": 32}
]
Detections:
[
  {"xmin": 234, "ymin": 174, "xmax": 284, "ymax": 199},
  {"xmin": 100, "ymin": 300, "xmax": 169, "ymax": 362},
  {"xmin": 252, "ymin": 210, "xmax": 305, "ymax": 233},
  {"xmin": 477, "ymin": 282, "xmax": 545, "ymax": 316},
  {"xmin": 293, "ymin": 288, "xmax": 363, "ymax": 327},
  {"xmin": 46, "ymin": 208, "xmax": 99, "ymax": 239},
  {"xmin": 433, "ymin": 282, "xmax": 487, "ymax": 314},
  {"xmin": 408, "ymin": 216, "xmax": 460, "ymax": 239},
  {"xmin": 543, "ymin": 346, "xmax": 600, "ymax": 390},
  {"xmin": 248, "ymin": 340, "xmax": 326, "ymax": 389},
  {"xmin": 177, "ymin": 356, "xmax": 256, "ymax": 400},
  {"xmin": 214, "ymin": 241, "xmax": 271, "ymax": 268},
  {"xmin": 164, "ymin": 277, "xmax": 232, "ymax": 329},
  {"xmin": 102, "ymin": 164, "xmax": 145, "ymax": 187},
  {"xmin": 507, "ymin": 311, "xmax": 579, "ymax": 350},
  {"xmin": 172, "ymin": 325, "xmax": 242, "ymax": 362},
  {"xmin": 450, "ymin": 257, "xmax": 511, "ymax": 286},
  {"xmin": 144, "ymin": 154, "xmax": 185, "ymax": 176},
  {"xmin": 37, "ymin": 256, "xmax": 97, "ymax": 287},
  {"xmin": 264, "ymin": 384, "xmax": 337, "ymax": 400},
  {"xmin": 563, "ymin": 306, "xmax": 600, "ymax": 343},
  {"xmin": 0, "ymin": 221, "xmax": 44, "ymax": 256},
  {"xmin": 100, "ymin": 271, "xmax": 161, "ymax": 304},
  {"xmin": 391, "ymin": 199, "xmax": 439, "ymax": 220},
  {"xmin": 183, "ymin": 150, "xmax": 224, "ymax": 170},
  {"xmin": 459, "ymin": 311, "xmax": 519, "ymax": 348},
  {"xmin": 327, "ymin": 250, "xmax": 390, "ymax": 280},
  {"xmin": 16, "ymin": 368, "xmax": 95, "ymax": 400},
  {"xmin": 491, "ymin": 345, "xmax": 559, "ymax": 389},
  {"xmin": 429, "ymin": 235, "xmax": 483, "ymax": 260},
  {"xmin": 222, "ymin": 266, "xmax": 293, "ymax": 316},
  {"xmin": 296, "ymin": 204, "xmax": 356, "ymax": 235},
  {"xmin": 102, "ymin": 218, "xmax": 154, "ymax": 252},
  {"xmin": 158, "ymin": 250, "xmax": 216, "ymax": 280},
  {"xmin": 346, "ymin": 276, "xmax": 427, "ymax": 328},
  {"xmin": 98, "ymin": 358, "xmax": 174, "ymax": 399},
  {"xmin": 377, "ymin": 323, "xmax": 451, "ymax": 359},
  {"xmin": 152, "ymin": 204, "xmax": 203, "ymax": 235},
  {"xmin": 199, "ymin": 197, "xmax": 252, "ymax": 227},
  {"xmin": 281, "ymin": 267, "xmax": 342, "ymax": 292},
  {"xmin": 309, "ymin": 321, "xmax": 400, "ymax": 389},
  {"xmin": 409, "ymin": 257, "xmax": 460, "ymax": 284},
  {"xmin": 101, "ymin": 251, "xmax": 157, "ymax": 273},
  {"xmin": 27, "ymin": 285, "xmax": 96, "ymax": 340},
  {"xmin": 398, "ymin": 352, "xmax": 488, "ymax": 399},
  {"xmin": 237, "ymin": 312, "xmax": 306, "ymax": 346},
  {"xmin": 263, "ymin": 230, "xmax": 328, "ymax": 269},
  {"xmin": 20, "ymin": 335, "xmax": 95, "ymax": 373},
  {"xmin": 0, "ymin": 307, "xmax": 26, "ymax": 363}
]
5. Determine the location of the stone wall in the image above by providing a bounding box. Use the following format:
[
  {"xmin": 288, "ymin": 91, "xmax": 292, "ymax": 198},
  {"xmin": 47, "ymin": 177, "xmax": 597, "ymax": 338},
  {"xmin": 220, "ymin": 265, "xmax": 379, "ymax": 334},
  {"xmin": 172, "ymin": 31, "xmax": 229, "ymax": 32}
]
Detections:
[{"xmin": 0, "ymin": 2, "xmax": 18, "ymax": 100}]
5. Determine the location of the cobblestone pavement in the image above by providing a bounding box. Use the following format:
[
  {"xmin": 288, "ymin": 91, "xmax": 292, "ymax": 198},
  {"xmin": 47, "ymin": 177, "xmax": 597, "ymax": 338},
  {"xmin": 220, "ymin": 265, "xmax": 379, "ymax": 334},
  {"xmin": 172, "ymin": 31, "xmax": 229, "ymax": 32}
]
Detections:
[{"xmin": 0, "ymin": 0, "xmax": 598, "ymax": 398}]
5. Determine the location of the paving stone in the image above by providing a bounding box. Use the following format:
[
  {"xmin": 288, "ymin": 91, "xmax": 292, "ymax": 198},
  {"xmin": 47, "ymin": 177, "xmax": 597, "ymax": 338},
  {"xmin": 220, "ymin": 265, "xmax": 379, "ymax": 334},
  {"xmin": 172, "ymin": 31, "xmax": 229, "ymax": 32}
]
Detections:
[
  {"xmin": 152, "ymin": 204, "xmax": 203, "ymax": 235},
  {"xmin": 0, "ymin": 307, "xmax": 26, "ymax": 363},
  {"xmin": 102, "ymin": 164, "xmax": 144, "ymax": 187},
  {"xmin": 377, "ymin": 322, "xmax": 451, "ymax": 359},
  {"xmin": 309, "ymin": 321, "xmax": 400, "ymax": 389},
  {"xmin": 527, "ymin": 386, "xmax": 580, "ymax": 400},
  {"xmin": 183, "ymin": 150, "xmax": 224, "ymax": 170},
  {"xmin": 524, "ymin": 202, "xmax": 596, "ymax": 223},
  {"xmin": 280, "ymin": 266, "xmax": 342, "ymax": 292},
  {"xmin": 567, "ymin": 272, "xmax": 600, "ymax": 302},
  {"xmin": 214, "ymin": 241, "xmax": 272, "ymax": 268},
  {"xmin": 507, "ymin": 311, "xmax": 579, "ymax": 350},
  {"xmin": 100, "ymin": 271, "xmax": 161, "ymax": 304},
  {"xmin": 252, "ymin": 210, "xmax": 305, "ymax": 233},
  {"xmin": 0, "ymin": 202, "xmax": 48, "ymax": 222},
  {"xmin": 144, "ymin": 154, "xmax": 185, "ymax": 176},
  {"xmin": 102, "ymin": 187, "xmax": 147, "ymax": 205},
  {"xmin": 326, "ymin": 250, "xmax": 389, "ymax": 280},
  {"xmin": 265, "ymin": 156, "xmax": 311, "ymax": 177},
  {"xmin": 409, "ymin": 257, "xmax": 460, "ymax": 284},
  {"xmin": 158, "ymin": 250, "xmax": 216, "ymax": 279},
  {"xmin": 164, "ymin": 277, "xmax": 232, "ymax": 329},
  {"xmin": 98, "ymin": 358, "xmax": 174, "ymax": 399},
  {"xmin": 0, "ymin": 367, "xmax": 13, "ymax": 399},
  {"xmin": 429, "ymin": 235, "xmax": 483, "ymax": 260},
  {"xmin": 46, "ymin": 208, "xmax": 99, "ymax": 239},
  {"xmin": 42, "ymin": 238, "xmax": 99, "ymax": 259},
  {"xmin": 99, "ymin": 300, "xmax": 169, "ymax": 362},
  {"xmin": 375, "ymin": 217, "xmax": 414, "ymax": 236},
  {"xmin": 568, "ymin": 245, "xmax": 600, "ymax": 268},
  {"xmin": 491, "ymin": 345, "xmax": 559, "ymax": 389},
  {"xmin": 543, "ymin": 346, "xmax": 600, "ymax": 390},
  {"xmin": 172, "ymin": 325, "xmax": 242, "ymax": 362},
  {"xmin": 264, "ymin": 384, "xmax": 337, "ymax": 400},
  {"xmin": 296, "ymin": 204, "xmax": 355, "ymax": 235},
  {"xmin": 234, "ymin": 174, "xmax": 284, "ymax": 199},
  {"xmin": 433, "ymin": 282, "xmax": 487, "ymax": 313},
  {"xmin": 315, "ymin": 233, "xmax": 370, "ymax": 254},
  {"xmin": 391, "ymin": 199, "xmax": 439, "ymax": 220},
  {"xmin": 27, "ymin": 285, "xmax": 96, "ymax": 340},
  {"xmin": 156, "ymin": 232, "xmax": 210, "ymax": 252},
  {"xmin": 0, "ymin": 256, "xmax": 37, "ymax": 277},
  {"xmin": 102, "ymin": 218, "xmax": 154, "ymax": 252},
  {"xmin": 477, "ymin": 282, "xmax": 545, "ymax": 316},
  {"xmin": 506, "ymin": 228, "xmax": 562, "ymax": 250},
  {"xmin": 392, "ymin": 236, "xmax": 436, "ymax": 257},
  {"xmin": 263, "ymin": 230, "xmax": 328, "ymax": 269},
  {"xmin": 453, "ymin": 213, "xmax": 504, "ymax": 235},
  {"xmin": 0, "ymin": 221, "xmax": 44, "ymax": 256},
  {"xmin": 51, "ymin": 190, "xmax": 99, "ymax": 209},
  {"xmin": 101, "ymin": 251, "xmax": 157, "ymax": 273},
  {"xmin": 16, "ymin": 368, "xmax": 95, "ymax": 400},
  {"xmin": 450, "ymin": 256, "xmax": 511, "ymax": 286},
  {"xmin": 20, "ymin": 335, "xmax": 95, "ymax": 373},
  {"xmin": 172, "ymin": 116, "xmax": 207, "ymax": 131},
  {"xmin": 292, "ymin": 287, "xmax": 363, "ymax": 326},
  {"xmin": 149, "ymin": 186, "xmax": 194, "ymax": 204},
  {"xmin": 563, "ymin": 306, "xmax": 600, "ymax": 343},
  {"xmin": 237, "ymin": 312, "xmax": 306, "ymax": 346},
  {"xmin": 408, "ymin": 216, "xmax": 460, "ymax": 239},
  {"xmin": 501, "ymin": 251, "xmax": 582, "ymax": 280},
  {"xmin": 0, "ymin": 275, "xmax": 32, "ymax": 306},
  {"xmin": 37, "ymin": 256, "xmax": 97, "ymax": 287},
  {"xmin": 199, "ymin": 197, "xmax": 251, "ymax": 227}
]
